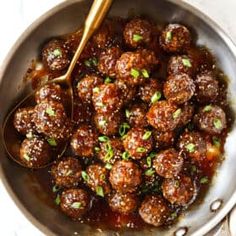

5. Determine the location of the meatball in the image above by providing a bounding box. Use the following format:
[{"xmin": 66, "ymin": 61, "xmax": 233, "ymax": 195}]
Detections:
[
  {"xmin": 115, "ymin": 49, "xmax": 159, "ymax": 86},
  {"xmin": 19, "ymin": 137, "xmax": 51, "ymax": 168},
  {"xmin": 51, "ymin": 157, "xmax": 82, "ymax": 188},
  {"xmin": 176, "ymin": 103, "xmax": 194, "ymax": 128},
  {"xmin": 153, "ymin": 148, "xmax": 184, "ymax": 178},
  {"xmin": 153, "ymin": 130, "xmax": 175, "ymax": 149},
  {"xmin": 60, "ymin": 189, "xmax": 90, "ymax": 219},
  {"xmin": 94, "ymin": 111, "xmax": 123, "ymax": 136},
  {"xmin": 70, "ymin": 124, "xmax": 98, "ymax": 157},
  {"xmin": 195, "ymin": 71, "xmax": 219, "ymax": 103},
  {"xmin": 123, "ymin": 18, "xmax": 152, "ymax": 48},
  {"xmin": 14, "ymin": 107, "xmax": 36, "ymax": 135},
  {"xmin": 86, "ymin": 164, "xmax": 111, "ymax": 196},
  {"xmin": 108, "ymin": 192, "xmax": 138, "ymax": 214},
  {"xmin": 147, "ymin": 101, "xmax": 180, "ymax": 132},
  {"xmin": 98, "ymin": 47, "xmax": 122, "ymax": 77},
  {"xmin": 77, "ymin": 74, "xmax": 103, "ymax": 104},
  {"xmin": 162, "ymin": 175, "xmax": 195, "ymax": 206},
  {"xmin": 42, "ymin": 39, "xmax": 70, "ymax": 71},
  {"xmin": 139, "ymin": 79, "xmax": 162, "ymax": 104},
  {"xmin": 126, "ymin": 103, "xmax": 148, "ymax": 128},
  {"xmin": 194, "ymin": 105, "xmax": 226, "ymax": 134},
  {"xmin": 123, "ymin": 127, "xmax": 153, "ymax": 160},
  {"xmin": 177, "ymin": 131, "xmax": 206, "ymax": 161},
  {"xmin": 164, "ymin": 74, "xmax": 195, "ymax": 105},
  {"xmin": 92, "ymin": 83, "xmax": 123, "ymax": 114},
  {"xmin": 160, "ymin": 24, "xmax": 191, "ymax": 53},
  {"xmin": 139, "ymin": 195, "xmax": 170, "ymax": 227},
  {"xmin": 33, "ymin": 101, "xmax": 72, "ymax": 140},
  {"xmin": 109, "ymin": 160, "xmax": 142, "ymax": 193},
  {"xmin": 167, "ymin": 55, "xmax": 195, "ymax": 76},
  {"xmin": 98, "ymin": 138, "xmax": 124, "ymax": 164},
  {"xmin": 114, "ymin": 79, "xmax": 137, "ymax": 105}
]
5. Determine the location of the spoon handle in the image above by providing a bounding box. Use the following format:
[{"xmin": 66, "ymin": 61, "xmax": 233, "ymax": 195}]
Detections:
[{"xmin": 65, "ymin": 0, "xmax": 113, "ymax": 79}]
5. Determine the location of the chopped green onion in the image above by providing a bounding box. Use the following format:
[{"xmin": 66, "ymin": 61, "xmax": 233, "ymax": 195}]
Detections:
[
  {"xmin": 148, "ymin": 152, "xmax": 157, "ymax": 158},
  {"xmin": 213, "ymin": 119, "xmax": 222, "ymax": 129},
  {"xmin": 141, "ymin": 69, "xmax": 149, "ymax": 78},
  {"xmin": 104, "ymin": 77, "xmax": 112, "ymax": 84},
  {"xmin": 133, "ymin": 34, "xmax": 143, "ymax": 42},
  {"xmin": 98, "ymin": 119, "xmax": 107, "ymax": 127},
  {"xmin": 84, "ymin": 60, "xmax": 91, "ymax": 67},
  {"xmin": 137, "ymin": 147, "xmax": 146, "ymax": 153},
  {"xmin": 182, "ymin": 58, "xmax": 192, "ymax": 67},
  {"xmin": 125, "ymin": 109, "xmax": 131, "ymax": 118},
  {"xmin": 200, "ymin": 176, "xmax": 209, "ymax": 184},
  {"xmin": 47, "ymin": 138, "xmax": 57, "ymax": 147},
  {"xmin": 203, "ymin": 105, "xmax": 212, "ymax": 112},
  {"xmin": 174, "ymin": 180, "xmax": 180, "ymax": 187},
  {"xmin": 45, "ymin": 107, "xmax": 56, "ymax": 116},
  {"xmin": 104, "ymin": 143, "xmax": 114, "ymax": 162},
  {"xmin": 98, "ymin": 136, "xmax": 109, "ymax": 142},
  {"xmin": 84, "ymin": 57, "xmax": 98, "ymax": 67},
  {"xmin": 96, "ymin": 186, "xmax": 104, "ymax": 197},
  {"xmin": 93, "ymin": 87, "xmax": 100, "ymax": 93},
  {"xmin": 130, "ymin": 68, "xmax": 140, "ymax": 79},
  {"xmin": 23, "ymin": 153, "xmax": 30, "ymax": 162},
  {"xmin": 105, "ymin": 163, "xmax": 113, "ymax": 170},
  {"xmin": 96, "ymin": 102, "xmax": 105, "ymax": 107},
  {"xmin": 52, "ymin": 48, "xmax": 62, "ymax": 57},
  {"xmin": 121, "ymin": 134, "xmax": 128, "ymax": 140},
  {"xmin": 146, "ymin": 156, "xmax": 152, "ymax": 168},
  {"xmin": 185, "ymin": 143, "xmax": 195, "ymax": 153},
  {"xmin": 91, "ymin": 57, "xmax": 98, "ymax": 66},
  {"xmin": 100, "ymin": 174, "xmax": 106, "ymax": 180},
  {"xmin": 52, "ymin": 185, "xmax": 60, "ymax": 193},
  {"xmin": 81, "ymin": 171, "xmax": 89, "ymax": 182},
  {"xmin": 122, "ymin": 151, "xmax": 130, "ymax": 160},
  {"xmin": 65, "ymin": 170, "xmax": 73, "ymax": 176},
  {"xmin": 151, "ymin": 91, "xmax": 161, "ymax": 104},
  {"xmin": 145, "ymin": 168, "xmax": 155, "ymax": 176},
  {"xmin": 166, "ymin": 31, "xmax": 172, "ymax": 41},
  {"xmin": 94, "ymin": 146, "xmax": 100, "ymax": 153},
  {"xmin": 71, "ymin": 202, "xmax": 82, "ymax": 209},
  {"xmin": 142, "ymin": 131, "xmax": 152, "ymax": 140},
  {"xmin": 173, "ymin": 108, "xmax": 182, "ymax": 119},
  {"xmin": 212, "ymin": 136, "xmax": 221, "ymax": 148},
  {"xmin": 119, "ymin": 123, "xmax": 130, "ymax": 137},
  {"xmin": 55, "ymin": 194, "xmax": 61, "ymax": 205}
]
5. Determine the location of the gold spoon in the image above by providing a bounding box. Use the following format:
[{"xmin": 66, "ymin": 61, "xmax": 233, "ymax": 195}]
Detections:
[{"xmin": 3, "ymin": 0, "xmax": 113, "ymax": 168}]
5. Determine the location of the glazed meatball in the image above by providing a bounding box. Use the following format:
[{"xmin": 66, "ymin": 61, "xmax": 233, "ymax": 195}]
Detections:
[
  {"xmin": 98, "ymin": 138, "xmax": 124, "ymax": 164},
  {"xmin": 126, "ymin": 103, "xmax": 148, "ymax": 128},
  {"xmin": 86, "ymin": 164, "xmax": 111, "ymax": 196},
  {"xmin": 14, "ymin": 107, "xmax": 36, "ymax": 135},
  {"xmin": 42, "ymin": 39, "xmax": 70, "ymax": 71},
  {"xmin": 115, "ymin": 49, "xmax": 159, "ymax": 86},
  {"xmin": 98, "ymin": 47, "xmax": 122, "ymax": 77},
  {"xmin": 153, "ymin": 130, "xmax": 175, "ymax": 149},
  {"xmin": 19, "ymin": 137, "xmax": 51, "ymax": 168},
  {"xmin": 109, "ymin": 160, "xmax": 142, "ymax": 193},
  {"xmin": 123, "ymin": 18, "xmax": 153, "ymax": 48},
  {"xmin": 123, "ymin": 127, "xmax": 153, "ymax": 160},
  {"xmin": 160, "ymin": 24, "xmax": 191, "ymax": 53},
  {"xmin": 147, "ymin": 101, "xmax": 180, "ymax": 132},
  {"xmin": 177, "ymin": 131, "xmax": 206, "ymax": 161},
  {"xmin": 176, "ymin": 103, "xmax": 194, "ymax": 128},
  {"xmin": 94, "ymin": 111, "xmax": 123, "ymax": 136},
  {"xmin": 33, "ymin": 101, "xmax": 72, "ymax": 140},
  {"xmin": 115, "ymin": 79, "xmax": 137, "ymax": 105},
  {"xmin": 51, "ymin": 157, "xmax": 82, "ymax": 188},
  {"xmin": 167, "ymin": 55, "xmax": 195, "ymax": 76},
  {"xmin": 195, "ymin": 71, "xmax": 219, "ymax": 103},
  {"xmin": 60, "ymin": 189, "xmax": 90, "ymax": 219},
  {"xmin": 139, "ymin": 79, "xmax": 162, "ymax": 104},
  {"xmin": 139, "ymin": 195, "xmax": 170, "ymax": 226},
  {"xmin": 108, "ymin": 192, "xmax": 138, "ymax": 214},
  {"xmin": 77, "ymin": 74, "xmax": 103, "ymax": 104},
  {"xmin": 153, "ymin": 148, "xmax": 183, "ymax": 178},
  {"xmin": 92, "ymin": 83, "xmax": 123, "ymax": 114},
  {"xmin": 35, "ymin": 83, "xmax": 63, "ymax": 104},
  {"xmin": 162, "ymin": 175, "xmax": 195, "ymax": 206},
  {"xmin": 70, "ymin": 124, "xmax": 98, "ymax": 157},
  {"xmin": 164, "ymin": 74, "xmax": 195, "ymax": 105},
  {"xmin": 194, "ymin": 105, "xmax": 226, "ymax": 134}
]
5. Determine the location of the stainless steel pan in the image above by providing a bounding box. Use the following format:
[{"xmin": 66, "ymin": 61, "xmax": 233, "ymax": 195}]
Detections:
[{"xmin": 1, "ymin": 0, "xmax": 236, "ymax": 235}]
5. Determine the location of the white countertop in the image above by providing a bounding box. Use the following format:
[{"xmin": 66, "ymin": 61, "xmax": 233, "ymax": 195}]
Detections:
[{"xmin": 0, "ymin": 0, "xmax": 236, "ymax": 235}]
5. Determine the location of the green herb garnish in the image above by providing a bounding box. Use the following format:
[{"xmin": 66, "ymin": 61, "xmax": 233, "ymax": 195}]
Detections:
[
  {"xmin": 166, "ymin": 31, "xmax": 172, "ymax": 41},
  {"xmin": 98, "ymin": 136, "xmax": 109, "ymax": 142},
  {"xmin": 141, "ymin": 69, "xmax": 149, "ymax": 78},
  {"xmin": 133, "ymin": 34, "xmax": 143, "ymax": 42},
  {"xmin": 151, "ymin": 91, "xmax": 161, "ymax": 104},
  {"xmin": 52, "ymin": 185, "xmax": 60, "ymax": 193},
  {"xmin": 104, "ymin": 77, "xmax": 112, "ymax": 84},
  {"xmin": 182, "ymin": 58, "xmax": 192, "ymax": 67},
  {"xmin": 94, "ymin": 146, "xmax": 100, "ymax": 153},
  {"xmin": 125, "ymin": 109, "xmax": 131, "ymax": 118},
  {"xmin": 122, "ymin": 151, "xmax": 130, "ymax": 160},
  {"xmin": 98, "ymin": 119, "xmax": 107, "ymax": 127},
  {"xmin": 81, "ymin": 171, "xmax": 89, "ymax": 182},
  {"xmin": 104, "ymin": 143, "xmax": 114, "ymax": 162},
  {"xmin": 173, "ymin": 108, "xmax": 182, "ymax": 119},
  {"xmin": 130, "ymin": 68, "xmax": 140, "ymax": 79},
  {"xmin": 96, "ymin": 186, "xmax": 104, "ymax": 197},
  {"xmin": 71, "ymin": 202, "xmax": 82, "ymax": 209},
  {"xmin": 137, "ymin": 147, "xmax": 146, "ymax": 153},
  {"xmin": 185, "ymin": 143, "xmax": 195, "ymax": 153},
  {"xmin": 213, "ymin": 119, "xmax": 222, "ymax": 129},
  {"xmin": 47, "ymin": 138, "xmax": 57, "ymax": 147},
  {"xmin": 212, "ymin": 136, "xmax": 221, "ymax": 148},
  {"xmin": 203, "ymin": 105, "xmax": 212, "ymax": 112},
  {"xmin": 93, "ymin": 87, "xmax": 100, "ymax": 93},
  {"xmin": 119, "ymin": 123, "xmax": 130, "ymax": 137},
  {"xmin": 142, "ymin": 130, "xmax": 152, "ymax": 140},
  {"xmin": 45, "ymin": 107, "xmax": 56, "ymax": 116},
  {"xmin": 55, "ymin": 194, "xmax": 61, "ymax": 205},
  {"xmin": 105, "ymin": 163, "xmax": 113, "ymax": 170},
  {"xmin": 23, "ymin": 153, "xmax": 30, "ymax": 162},
  {"xmin": 52, "ymin": 48, "xmax": 62, "ymax": 57},
  {"xmin": 145, "ymin": 168, "xmax": 155, "ymax": 176},
  {"xmin": 200, "ymin": 176, "xmax": 209, "ymax": 184}
]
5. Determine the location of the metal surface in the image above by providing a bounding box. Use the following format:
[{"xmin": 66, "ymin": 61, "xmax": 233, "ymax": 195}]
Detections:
[{"xmin": 0, "ymin": 0, "xmax": 236, "ymax": 235}]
